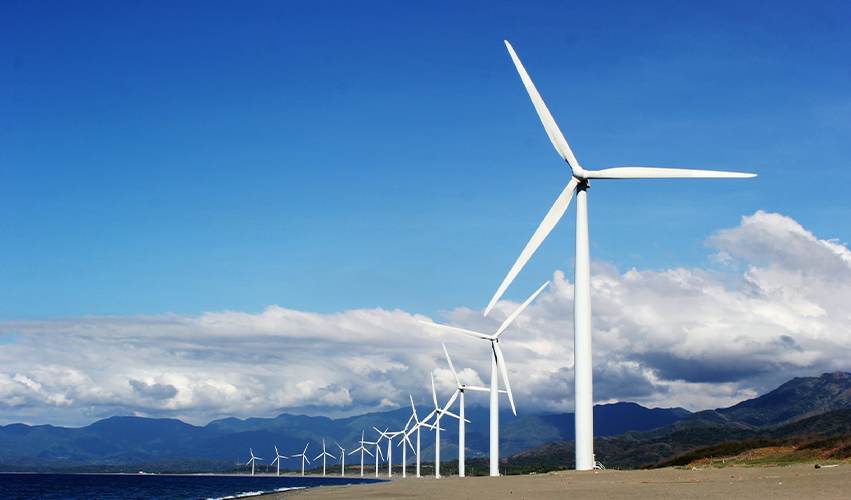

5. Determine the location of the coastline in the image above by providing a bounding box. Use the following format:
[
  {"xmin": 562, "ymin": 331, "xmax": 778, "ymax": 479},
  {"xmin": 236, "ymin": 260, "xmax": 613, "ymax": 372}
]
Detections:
[{"xmin": 252, "ymin": 464, "xmax": 850, "ymax": 500}]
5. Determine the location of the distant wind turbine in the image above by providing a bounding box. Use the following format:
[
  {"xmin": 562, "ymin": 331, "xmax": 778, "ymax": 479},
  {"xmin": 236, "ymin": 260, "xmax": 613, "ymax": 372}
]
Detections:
[
  {"xmin": 374, "ymin": 427, "xmax": 404, "ymax": 477},
  {"xmin": 348, "ymin": 431, "xmax": 373, "ymax": 477},
  {"xmin": 335, "ymin": 441, "xmax": 346, "ymax": 476},
  {"xmin": 314, "ymin": 439, "xmax": 336, "ymax": 476},
  {"xmin": 442, "ymin": 342, "xmax": 489, "ymax": 477},
  {"xmin": 361, "ymin": 432, "xmax": 385, "ymax": 478},
  {"xmin": 407, "ymin": 395, "xmax": 436, "ymax": 478},
  {"xmin": 422, "ymin": 281, "xmax": 548, "ymax": 476},
  {"xmin": 424, "ymin": 373, "xmax": 465, "ymax": 478},
  {"xmin": 488, "ymin": 40, "xmax": 756, "ymax": 470},
  {"xmin": 397, "ymin": 410, "xmax": 417, "ymax": 478},
  {"xmin": 292, "ymin": 443, "xmax": 311, "ymax": 476},
  {"xmin": 271, "ymin": 446, "xmax": 288, "ymax": 476},
  {"xmin": 246, "ymin": 448, "xmax": 262, "ymax": 476}
]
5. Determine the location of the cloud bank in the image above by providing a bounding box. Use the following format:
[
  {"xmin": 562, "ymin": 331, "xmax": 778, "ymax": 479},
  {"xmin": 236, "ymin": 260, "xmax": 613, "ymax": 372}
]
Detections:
[{"xmin": 1, "ymin": 211, "xmax": 849, "ymax": 427}]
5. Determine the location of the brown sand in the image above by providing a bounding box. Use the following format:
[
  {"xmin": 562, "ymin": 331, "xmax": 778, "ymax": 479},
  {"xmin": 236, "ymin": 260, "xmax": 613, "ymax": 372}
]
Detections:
[{"xmin": 255, "ymin": 464, "xmax": 850, "ymax": 500}]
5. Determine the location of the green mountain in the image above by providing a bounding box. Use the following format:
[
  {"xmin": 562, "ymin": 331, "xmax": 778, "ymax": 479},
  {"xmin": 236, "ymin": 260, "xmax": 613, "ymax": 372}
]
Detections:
[{"xmin": 509, "ymin": 371, "xmax": 851, "ymax": 470}]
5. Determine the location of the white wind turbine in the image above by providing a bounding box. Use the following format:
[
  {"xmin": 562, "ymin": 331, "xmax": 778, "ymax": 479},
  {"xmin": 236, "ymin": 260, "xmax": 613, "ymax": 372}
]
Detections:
[
  {"xmin": 292, "ymin": 443, "xmax": 311, "ymax": 476},
  {"xmin": 314, "ymin": 439, "xmax": 336, "ymax": 476},
  {"xmin": 422, "ymin": 280, "xmax": 549, "ymax": 476},
  {"xmin": 373, "ymin": 427, "xmax": 403, "ymax": 477},
  {"xmin": 486, "ymin": 40, "xmax": 757, "ymax": 470},
  {"xmin": 424, "ymin": 373, "xmax": 465, "ymax": 478},
  {"xmin": 348, "ymin": 431, "xmax": 373, "ymax": 477},
  {"xmin": 442, "ymin": 342, "xmax": 490, "ymax": 478},
  {"xmin": 246, "ymin": 448, "xmax": 262, "ymax": 476},
  {"xmin": 335, "ymin": 441, "xmax": 346, "ymax": 476},
  {"xmin": 406, "ymin": 395, "xmax": 437, "ymax": 478},
  {"xmin": 396, "ymin": 411, "xmax": 417, "ymax": 478},
  {"xmin": 271, "ymin": 446, "xmax": 288, "ymax": 476},
  {"xmin": 362, "ymin": 432, "xmax": 385, "ymax": 478}
]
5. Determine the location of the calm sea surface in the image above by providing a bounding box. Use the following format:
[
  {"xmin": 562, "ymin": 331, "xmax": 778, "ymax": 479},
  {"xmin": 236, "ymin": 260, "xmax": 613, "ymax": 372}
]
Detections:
[{"xmin": 0, "ymin": 473, "xmax": 383, "ymax": 500}]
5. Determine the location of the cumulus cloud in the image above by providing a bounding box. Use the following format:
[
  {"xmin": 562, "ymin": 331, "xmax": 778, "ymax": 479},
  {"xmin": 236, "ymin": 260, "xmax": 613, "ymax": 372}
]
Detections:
[{"xmin": 0, "ymin": 211, "xmax": 849, "ymax": 427}]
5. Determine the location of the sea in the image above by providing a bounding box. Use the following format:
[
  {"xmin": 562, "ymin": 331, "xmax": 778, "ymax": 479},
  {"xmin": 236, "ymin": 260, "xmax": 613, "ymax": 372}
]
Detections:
[{"xmin": 0, "ymin": 473, "xmax": 384, "ymax": 500}]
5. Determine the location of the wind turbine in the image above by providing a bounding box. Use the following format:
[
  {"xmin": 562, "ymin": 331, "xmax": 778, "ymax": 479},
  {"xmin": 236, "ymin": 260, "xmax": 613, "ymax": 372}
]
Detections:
[
  {"xmin": 314, "ymin": 439, "xmax": 336, "ymax": 476},
  {"xmin": 348, "ymin": 431, "xmax": 373, "ymax": 477},
  {"xmin": 422, "ymin": 281, "xmax": 548, "ymax": 476},
  {"xmin": 373, "ymin": 427, "xmax": 403, "ymax": 477},
  {"xmin": 335, "ymin": 441, "xmax": 346, "ymax": 476},
  {"xmin": 442, "ymin": 342, "xmax": 489, "ymax": 478},
  {"xmin": 397, "ymin": 411, "xmax": 417, "ymax": 478},
  {"xmin": 246, "ymin": 448, "xmax": 262, "ymax": 476},
  {"xmin": 486, "ymin": 41, "xmax": 757, "ymax": 470},
  {"xmin": 424, "ymin": 373, "xmax": 465, "ymax": 478},
  {"xmin": 292, "ymin": 443, "xmax": 311, "ymax": 476},
  {"xmin": 407, "ymin": 395, "xmax": 436, "ymax": 478},
  {"xmin": 361, "ymin": 432, "xmax": 385, "ymax": 478},
  {"xmin": 271, "ymin": 446, "xmax": 288, "ymax": 476}
]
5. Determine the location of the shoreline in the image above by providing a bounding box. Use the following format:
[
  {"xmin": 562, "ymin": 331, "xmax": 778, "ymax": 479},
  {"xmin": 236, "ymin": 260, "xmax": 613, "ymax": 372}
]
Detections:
[{"xmin": 252, "ymin": 463, "xmax": 851, "ymax": 500}]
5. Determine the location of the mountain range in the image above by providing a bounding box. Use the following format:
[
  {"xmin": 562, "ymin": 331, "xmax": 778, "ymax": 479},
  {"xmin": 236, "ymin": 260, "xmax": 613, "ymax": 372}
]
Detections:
[
  {"xmin": 509, "ymin": 371, "xmax": 851, "ymax": 469},
  {"xmin": 2, "ymin": 371, "xmax": 850, "ymax": 472}
]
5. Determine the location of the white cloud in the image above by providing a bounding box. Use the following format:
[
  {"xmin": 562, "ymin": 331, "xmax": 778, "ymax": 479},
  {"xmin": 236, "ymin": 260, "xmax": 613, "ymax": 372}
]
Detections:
[{"xmin": 0, "ymin": 211, "xmax": 849, "ymax": 427}]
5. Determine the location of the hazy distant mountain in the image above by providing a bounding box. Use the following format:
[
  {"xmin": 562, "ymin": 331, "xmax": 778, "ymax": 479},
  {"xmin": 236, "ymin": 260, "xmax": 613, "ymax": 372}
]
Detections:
[
  {"xmin": 6, "ymin": 372, "xmax": 846, "ymax": 472},
  {"xmin": 0, "ymin": 402, "xmax": 687, "ymax": 470}
]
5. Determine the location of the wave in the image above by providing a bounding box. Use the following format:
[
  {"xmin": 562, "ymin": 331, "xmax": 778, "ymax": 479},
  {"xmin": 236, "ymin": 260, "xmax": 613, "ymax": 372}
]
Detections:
[{"xmin": 206, "ymin": 486, "xmax": 306, "ymax": 500}]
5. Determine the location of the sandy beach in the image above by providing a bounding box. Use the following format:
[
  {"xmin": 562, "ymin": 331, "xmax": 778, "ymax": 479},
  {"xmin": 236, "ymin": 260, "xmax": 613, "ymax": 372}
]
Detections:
[{"xmin": 257, "ymin": 464, "xmax": 850, "ymax": 500}]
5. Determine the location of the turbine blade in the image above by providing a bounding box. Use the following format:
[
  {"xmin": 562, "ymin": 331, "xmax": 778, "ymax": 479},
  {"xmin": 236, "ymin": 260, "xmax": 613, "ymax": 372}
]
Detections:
[
  {"xmin": 484, "ymin": 179, "xmax": 579, "ymax": 317},
  {"xmin": 445, "ymin": 388, "xmax": 460, "ymax": 411},
  {"xmin": 493, "ymin": 342, "xmax": 517, "ymax": 415},
  {"xmin": 420, "ymin": 320, "xmax": 492, "ymax": 341},
  {"xmin": 422, "ymin": 409, "xmax": 437, "ymax": 424},
  {"xmin": 494, "ymin": 280, "xmax": 550, "ymax": 338},
  {"xmin": 464, "ymin": 386, "xmax": 490, "ymax": 392},
  {"xmin": 442, "ymin": 410, "xmax": 462, "ymax": 420},
  {"xmin": 584, "ymin": 166, "xmax": 757, "ymax": 179},
  {"xmin": 431, "ymin": 373, "xmax": 439, "ymax": 409},
  {"xmin": 504, "ymin": 40, "xmax": 581, "ymax": 175},
  {"xmin": 442, "ymin": 342, "xmax": 461, "ymax": 387},
  {"xmin": 410, "ymin": 395, "xmax": 420, "ymax": 422}
]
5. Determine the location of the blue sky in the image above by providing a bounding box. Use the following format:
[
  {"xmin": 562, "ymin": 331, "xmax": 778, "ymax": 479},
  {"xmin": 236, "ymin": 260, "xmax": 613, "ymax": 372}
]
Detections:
[{"xmin": 1, "ymin": 1, "xmax": 850, "ymax": 426}]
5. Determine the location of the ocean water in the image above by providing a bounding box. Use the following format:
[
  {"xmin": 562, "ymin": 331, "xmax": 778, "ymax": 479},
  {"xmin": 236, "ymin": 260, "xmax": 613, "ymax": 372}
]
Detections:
[{"xmin": 0, "ymin": 473, "xmax": 383, "ymax": 500}]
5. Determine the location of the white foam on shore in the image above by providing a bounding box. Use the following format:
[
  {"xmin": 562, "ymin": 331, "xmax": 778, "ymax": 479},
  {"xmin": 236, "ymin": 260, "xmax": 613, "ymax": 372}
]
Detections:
[{"xmin": 206, "ymin": 486, "xmax": 305, "ymax": 500}]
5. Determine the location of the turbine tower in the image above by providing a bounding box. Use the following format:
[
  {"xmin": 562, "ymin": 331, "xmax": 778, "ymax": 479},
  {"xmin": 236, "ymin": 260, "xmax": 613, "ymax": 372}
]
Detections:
[
  {"xmin": 314, "ymin": 439, "xmax": 336, "ymax": 476},
  {"xmin": 271, "ymin": 446, "xmax": 288, "ymax": 476},
  {"xmin": 442, "ymin": 342, "xmax": 489, "ymax": 477},
  {"xmin": 292, "ymin": 443, "xmax": 311, "ymax": 476},
  {"xmin": 347, "ymin": 431, "xmax": 373, "ymax": 477},
  {"xmin": 424, "ymin": 373, "xmax": 463, "ymax": 478},
  {"xmin": 335, "ymin": 441, "xmax": 346, "ymax": 476},
  {"xmin": 361, "ymin": 434, "xmax": 385, "ymax": 478},
  {"xmin": 397, "ymin": 411, "xmax": 417, "ymax": 478},
  {"xmin": 407, "ymin": 395, "xmax": 436, "ymax": 478},
  {"xmin": 487, "ymin": 41, "xmax": 757, "ymax": 470},
  {"xmin": 374, "ymin": 427, "xmax": 403, "ymax": 477},
  {"xmin": 246, "ymin": 448, "xmax": 262, "ymax": 476},
  {"xmin": 422, "ymin": 281, "xmax": 549, "ymax": 475}
]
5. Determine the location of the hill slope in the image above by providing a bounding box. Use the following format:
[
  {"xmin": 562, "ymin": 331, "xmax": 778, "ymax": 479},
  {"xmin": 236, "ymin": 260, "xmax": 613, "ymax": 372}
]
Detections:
[{"xmin": 509, "ymin": 372, "xmax": 851, "ymax": 469}]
